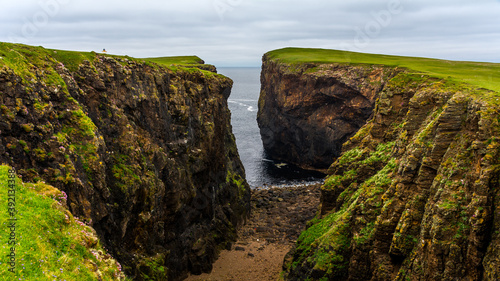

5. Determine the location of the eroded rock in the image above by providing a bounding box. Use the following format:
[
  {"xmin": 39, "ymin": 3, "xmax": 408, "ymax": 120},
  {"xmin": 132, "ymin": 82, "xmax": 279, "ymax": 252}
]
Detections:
[
  {"xmin": 261, "ymin": 56, "xmax": 500, "ymax": 280},
  {"xmin": 0, "ymin": 42, "xmax": 250, "ymax": 280},
  {"xmin": 257, "ymin": 57, "xmax": 401, "ymax": 172}
]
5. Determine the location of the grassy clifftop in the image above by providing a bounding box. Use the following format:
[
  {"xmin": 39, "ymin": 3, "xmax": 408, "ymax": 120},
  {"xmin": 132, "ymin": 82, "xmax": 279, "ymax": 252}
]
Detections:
[
  {"xmin": 266, "ymin": 47, "xmax": 500, "ymax": 93},
  {"xmin": 0, "ymin": 42, "xmax": 250, "ymax": 280},
  {"xmin": 142, "ymin": 55, "xmax": 205, "ymax": 66},
  {"xmin": 0, "ymin": 42, "xmax": 215, "ymax": 75},
  {"xmin": 0, "ymin": 166, "xmax": 127, "ymax": 280}
]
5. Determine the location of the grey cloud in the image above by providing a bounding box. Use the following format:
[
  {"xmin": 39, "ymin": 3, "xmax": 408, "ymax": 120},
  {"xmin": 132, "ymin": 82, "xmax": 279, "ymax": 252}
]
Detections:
[{"xmin": 1, "ymin": 0, "xmax": 499, "ymax": 66}]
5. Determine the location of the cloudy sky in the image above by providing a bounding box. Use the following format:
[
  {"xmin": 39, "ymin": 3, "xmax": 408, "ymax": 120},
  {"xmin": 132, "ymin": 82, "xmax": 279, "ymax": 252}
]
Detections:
[{"xmin": 2, "ymin": 0, "xmax": 500, "ymax": 66}]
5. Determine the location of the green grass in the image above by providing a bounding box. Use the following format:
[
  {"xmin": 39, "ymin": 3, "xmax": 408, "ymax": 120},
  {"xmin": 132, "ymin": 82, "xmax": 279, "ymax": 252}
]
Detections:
[
  {"xmin": 266, "ymin": 47, "xmax": 500, "ymax": 93},
  {"xmin": 293, "ymin": 209, "xmax": 352, "ymax": 276},
  {"xmin": 142, "ymin": 56, "xmax": 204, "ymax": 66},
  {"xmin": 1, "ymin": 42, "xmax": 209, "ymax": 74},
  {"xmin": 50, "ymin": 48, "xmax": 204, "ymax": 70},
  {"xmin": 49, "ymin": 49, "xmax": 97, "ymax": 72},
  {"xmin": 49, "ymin": 49, "xmax": 205, "ymax": 70},
  {"xmin": 361, "ymin": 142, "xmax": 395, "ymax": 166},
  {"xmin": 0, "ymin": 43, "xmax": 65, "ymax": 86},
  {"xmin": 0, "ymin": 165, "xmax": 128, "ymax": 280}
]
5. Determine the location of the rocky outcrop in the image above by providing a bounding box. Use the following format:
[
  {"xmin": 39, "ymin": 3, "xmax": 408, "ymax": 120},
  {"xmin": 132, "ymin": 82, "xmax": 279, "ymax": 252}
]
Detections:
[
  {"xmin": 281, "ymin": 65, "xmax": 500, "ymax": 279},
  {"xmin": 0, "ymin": 42, "xmax": 250, "ymax": 280},
  {"xmin": 257, "ymin": 56, "xmax": 400, "ymax": 172}
]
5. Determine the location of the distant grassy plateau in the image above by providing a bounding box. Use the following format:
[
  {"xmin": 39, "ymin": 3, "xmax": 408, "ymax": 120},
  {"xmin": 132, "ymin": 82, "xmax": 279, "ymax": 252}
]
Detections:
[
  {"xmin": 266, "ymin": 47, "xmax": 500, "ymax": 93},
  {"xmin": 142, "ymin": 55, "xmax": 205, "ymax": 66}
]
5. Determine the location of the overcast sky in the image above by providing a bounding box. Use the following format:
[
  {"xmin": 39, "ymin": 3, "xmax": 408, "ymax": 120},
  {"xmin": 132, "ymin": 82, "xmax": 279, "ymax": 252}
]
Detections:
[{"xmin": 2, "ymin": 0, "xmax": 500, "ymax": 66}]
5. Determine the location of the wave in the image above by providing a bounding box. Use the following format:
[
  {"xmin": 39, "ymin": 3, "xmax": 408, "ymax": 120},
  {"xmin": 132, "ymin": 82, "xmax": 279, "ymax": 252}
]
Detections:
[
  {"xmin": 228, "ymin": 99, "xmax": 257, "ymax": 112},
  {"xmin": 234, "ymin": 99, "xmax": 257, "ymax": 102}
]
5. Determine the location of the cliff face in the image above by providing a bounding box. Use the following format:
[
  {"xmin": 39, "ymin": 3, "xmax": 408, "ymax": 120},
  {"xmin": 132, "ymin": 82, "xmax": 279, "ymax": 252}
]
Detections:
[
  {"xmin": 275, "ymin": 64, "xmax": 500, "ymax": 279},
  {"xmin": 257, "ymin": 56, "xmax": 400, "ymax": 171},
  {"xmin": 0, "ymin": 43, "xmax": 250, "ymax": 280}
]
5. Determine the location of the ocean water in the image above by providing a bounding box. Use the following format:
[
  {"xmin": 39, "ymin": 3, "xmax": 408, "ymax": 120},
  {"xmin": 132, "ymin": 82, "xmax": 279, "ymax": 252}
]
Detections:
[{"xmin": 218, "ymin": 67, "xmax": 325, "ymax": 188}]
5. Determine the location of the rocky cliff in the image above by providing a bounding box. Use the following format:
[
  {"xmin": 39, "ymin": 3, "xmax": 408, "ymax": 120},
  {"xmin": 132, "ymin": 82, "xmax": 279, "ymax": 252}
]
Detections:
[
  {"xmin": 259, "ymin": 48, "xmax": 500, "ymax": 280},
  {"xmin": 0, "ymin": 42, "xmax": 250, "ymax": 280},
  {"xmin": 258, "ymin": 56, "xmax": 400, "ymax": 172}
]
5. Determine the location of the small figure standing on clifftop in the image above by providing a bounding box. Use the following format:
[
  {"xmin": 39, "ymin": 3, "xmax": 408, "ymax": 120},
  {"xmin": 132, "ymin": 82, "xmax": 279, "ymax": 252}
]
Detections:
[{"xmin": 102, "ymin": 48, "xmax": 107, "ymax": 53}]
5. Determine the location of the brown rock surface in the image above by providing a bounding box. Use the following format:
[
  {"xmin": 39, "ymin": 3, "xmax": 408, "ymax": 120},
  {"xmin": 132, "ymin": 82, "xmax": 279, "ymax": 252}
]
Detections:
[
  {"xmin": 0, "ymin": 43, "xmax": 250, "ymax": 280},
  {"xmin": 260, "ymin": 60, "xmax": 500, "ymax": 280},
  {"xmin": 257, "ymin": 57, "xmax": 400, "ymax": 172}
]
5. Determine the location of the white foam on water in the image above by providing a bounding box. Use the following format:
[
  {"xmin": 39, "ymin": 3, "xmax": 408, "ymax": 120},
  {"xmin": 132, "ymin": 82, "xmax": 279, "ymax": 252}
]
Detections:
[{"xmin": 228, "ymin": 99, "xmax": 257, "ymax": 112}]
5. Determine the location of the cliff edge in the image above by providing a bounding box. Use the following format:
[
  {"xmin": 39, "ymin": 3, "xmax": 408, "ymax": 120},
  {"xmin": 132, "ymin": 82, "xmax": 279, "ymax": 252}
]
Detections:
[
  {"xmin": 259, "ymin": 48, "xmax": 500, "ymax": 280},
  {"xmin": 0, "ymin": 42, "xmax": 250, "ymax": 280},
  {"xmin": 258, "ymin": 54, "xmax": 400, "ymax": 172}
]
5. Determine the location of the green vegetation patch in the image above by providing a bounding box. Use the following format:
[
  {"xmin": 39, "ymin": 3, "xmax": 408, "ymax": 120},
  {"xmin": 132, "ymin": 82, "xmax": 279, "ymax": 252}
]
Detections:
[
  {"xmin": 323, "ymin": 142, "xmax": 395, "ymax": 191},
  {"xmin": 0, "ymin": 42, "xmax": 67, "ymax": 89},
  {"xmin": 1, "ymin": 42, "xmax": 221, "ymax": 80},
  {"xmin": 290, "ymin": 154, "xmax": 398, "ymax": 279},
  {"xmin": 0, "ymin": 165, "xmax": 128, "ymax": 280},
  {"xmin": 136, "ymin": 254, "xmax": 167, "ymax": 281},
  {"xmin": 363, "ymin": 158, "xmax": 397, "ymax": 197},
  {"xmin": 143, "ymin": 56, "xmax": 204, "ymax": 66},
  {"xmin": 111, "ymin": 154, "xmax": 141, "ymax": 192},
  {"xmin": 291, "ymin": 208, "xmax": 352, "ymax": 278},
  {"xmin": 49, "ymin": 49, "xmax": 97, "ymax": 72},
  {"xmin": 142, "ymin": 55, "xmax": 226, "ymax": 79},
  {"xmin": 362, "ymin": 142, "xmax": 395, "ymax": 166},
  {"xmin": 266, "ymin": 47, "xmax": 500, "ymax": 93}
]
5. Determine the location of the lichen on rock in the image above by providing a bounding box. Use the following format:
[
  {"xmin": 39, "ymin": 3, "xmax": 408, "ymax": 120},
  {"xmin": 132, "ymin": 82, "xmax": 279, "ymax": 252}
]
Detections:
[
  {"xmin": 0, "ymin": 42, "xmax": 250, "ymax": 280},
  {"xmin": 259, "ymin": 49, "xmax": 500, "ymax": 280}
]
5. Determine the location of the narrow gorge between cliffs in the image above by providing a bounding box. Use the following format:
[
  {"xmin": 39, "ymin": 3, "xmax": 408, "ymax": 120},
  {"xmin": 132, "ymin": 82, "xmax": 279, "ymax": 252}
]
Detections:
[
  {"xmin": 2, "ymin": 43, "xmax": 499, "ymax": 281},
  {"xmin": 218, "ymin": 67, "xmax": 325, "ymax": 188}
]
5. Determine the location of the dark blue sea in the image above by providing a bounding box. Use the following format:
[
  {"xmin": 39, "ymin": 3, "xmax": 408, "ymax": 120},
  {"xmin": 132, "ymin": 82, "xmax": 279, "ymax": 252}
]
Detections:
[{"xmin": 218, "ymin": 67, "xmax": 325, "ymax": 188}]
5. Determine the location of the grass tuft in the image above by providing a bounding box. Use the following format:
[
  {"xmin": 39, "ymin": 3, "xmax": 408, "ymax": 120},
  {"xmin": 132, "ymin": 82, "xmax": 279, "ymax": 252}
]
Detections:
[{"xmin": 0, "ymin": 165, "xmax": 129, "ymax": 280}]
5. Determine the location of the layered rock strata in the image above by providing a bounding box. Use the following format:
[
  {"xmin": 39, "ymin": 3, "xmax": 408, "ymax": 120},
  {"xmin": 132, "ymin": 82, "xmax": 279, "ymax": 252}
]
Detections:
[
  {"xmin": 0, "ymin": 43, "xmax": 250, "ymax": 280},
  {"xmin": 257, "ymin": 56, "xmax": 400, "ymax": 172},
  {"xmin": 279, "ymin": 66, "xmax": 500, "ymax": 280}
]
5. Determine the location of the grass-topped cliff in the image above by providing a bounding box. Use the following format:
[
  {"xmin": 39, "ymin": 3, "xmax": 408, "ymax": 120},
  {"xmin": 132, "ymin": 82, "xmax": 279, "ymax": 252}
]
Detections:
[
  {"xmin": 0, "ymin": 43, "xmax": 216, "ymax": 74},
  {"xmin": 142, "ymin": 55, "xmax": 218, "ymax": 73},
  {"xmin": 267, "ymin": 47, "xmax": 500, "ymax": 93},
  {"xmin": 258, "ymin": 48, "xmax": 500, "ymax": 280},
  {"xmin": 142, "ymin": 55, "xmax": 204, "ymax": 65},
  {"xmin": 0, "ymin": 42, "xmax": 250, "ymax": 280},
  {"xmin": 0, "ymin": 165, "xmax": 127, "ymax": 280}
]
